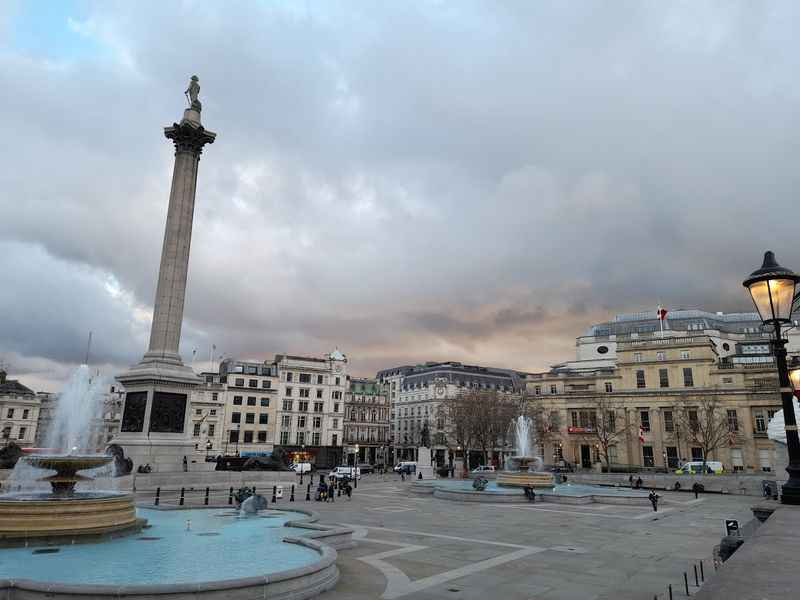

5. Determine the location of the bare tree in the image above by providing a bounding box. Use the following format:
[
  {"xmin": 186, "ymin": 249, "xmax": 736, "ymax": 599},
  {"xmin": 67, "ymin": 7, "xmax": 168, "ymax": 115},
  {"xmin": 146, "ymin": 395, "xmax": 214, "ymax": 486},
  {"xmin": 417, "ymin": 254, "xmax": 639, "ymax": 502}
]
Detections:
[
  {"xmin": 585, "ymin": 397, "xmax": 633, "ymax": 470},
  {"xmin": 674, "ymin": 396, "xmax": 731, "ymax": 470},
  {"xmin": 441, "ymin": 391, "xmax": 480, "ymax": 462}
]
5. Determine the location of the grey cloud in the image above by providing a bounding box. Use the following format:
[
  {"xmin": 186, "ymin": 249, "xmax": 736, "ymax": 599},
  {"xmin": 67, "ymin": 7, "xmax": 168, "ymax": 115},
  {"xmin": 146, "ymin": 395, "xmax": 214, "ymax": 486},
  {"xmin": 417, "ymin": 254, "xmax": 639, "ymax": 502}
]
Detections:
[{"xmin": 2, "ymin": 1, "xmax": 800, "ymax": 389}]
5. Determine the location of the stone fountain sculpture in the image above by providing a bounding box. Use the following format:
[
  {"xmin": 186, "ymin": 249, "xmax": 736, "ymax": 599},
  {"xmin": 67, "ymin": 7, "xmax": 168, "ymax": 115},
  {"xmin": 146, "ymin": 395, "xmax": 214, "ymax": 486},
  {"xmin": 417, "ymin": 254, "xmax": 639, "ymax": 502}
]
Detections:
[{"xmin": 496, "ymin": 416, "xmax": 555, "ymax": 488}]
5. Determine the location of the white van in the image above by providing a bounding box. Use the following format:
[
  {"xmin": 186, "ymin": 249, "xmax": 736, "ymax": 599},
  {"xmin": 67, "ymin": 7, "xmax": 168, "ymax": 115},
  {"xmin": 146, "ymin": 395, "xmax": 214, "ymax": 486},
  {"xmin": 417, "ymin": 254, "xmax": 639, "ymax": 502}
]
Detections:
[
  {"xmin": 393, "ymin": 462, "xmax": 417, "ymax": 474},
  {"xmin": 675, "ymin": 461, "xmax": 723, "ymax": 475},
  {"xmin": 329, "ymin": 466, "xmax": 361, "ymax": 480}
]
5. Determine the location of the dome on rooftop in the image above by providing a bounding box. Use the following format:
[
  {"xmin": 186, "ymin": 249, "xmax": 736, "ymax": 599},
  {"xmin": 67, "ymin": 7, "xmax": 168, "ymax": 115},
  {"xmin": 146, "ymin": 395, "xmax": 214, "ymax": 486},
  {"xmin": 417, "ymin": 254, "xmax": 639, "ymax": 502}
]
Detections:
[{"xmin": 329, "ymin": 349, "xmax": 346, "ymax": 361}]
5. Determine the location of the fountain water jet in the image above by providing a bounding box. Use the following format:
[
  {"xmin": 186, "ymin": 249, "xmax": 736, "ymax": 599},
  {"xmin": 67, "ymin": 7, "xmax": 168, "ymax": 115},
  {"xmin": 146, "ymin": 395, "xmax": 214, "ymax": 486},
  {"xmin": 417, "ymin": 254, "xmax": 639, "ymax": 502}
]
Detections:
[{"xmin": 497, "ymin": 415, "xmax": 554, "ymax": 488}]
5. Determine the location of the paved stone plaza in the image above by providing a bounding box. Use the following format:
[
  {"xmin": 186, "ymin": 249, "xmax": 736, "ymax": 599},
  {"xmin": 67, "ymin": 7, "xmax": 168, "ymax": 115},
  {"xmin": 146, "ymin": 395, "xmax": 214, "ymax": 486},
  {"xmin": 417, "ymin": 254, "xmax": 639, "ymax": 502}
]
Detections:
[{"xmin": 305, "ymin": 476, "xmax": 757, "ymax": 600}]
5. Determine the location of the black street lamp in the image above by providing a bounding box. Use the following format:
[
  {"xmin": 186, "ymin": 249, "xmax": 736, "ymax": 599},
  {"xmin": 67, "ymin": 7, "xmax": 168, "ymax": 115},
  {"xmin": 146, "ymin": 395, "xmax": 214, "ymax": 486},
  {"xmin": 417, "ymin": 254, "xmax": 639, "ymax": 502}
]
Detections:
[{"xmin": 744, "ymin": 250, "xmax": 800, "ymax": 505}]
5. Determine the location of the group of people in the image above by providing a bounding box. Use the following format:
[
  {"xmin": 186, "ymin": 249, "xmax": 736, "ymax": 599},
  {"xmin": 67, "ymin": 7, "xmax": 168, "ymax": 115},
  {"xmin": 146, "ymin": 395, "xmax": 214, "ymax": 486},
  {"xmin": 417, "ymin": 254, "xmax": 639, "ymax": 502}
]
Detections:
[{"xmin": 315, "ymin": 476, "xmax": 353, "ymax": 501}]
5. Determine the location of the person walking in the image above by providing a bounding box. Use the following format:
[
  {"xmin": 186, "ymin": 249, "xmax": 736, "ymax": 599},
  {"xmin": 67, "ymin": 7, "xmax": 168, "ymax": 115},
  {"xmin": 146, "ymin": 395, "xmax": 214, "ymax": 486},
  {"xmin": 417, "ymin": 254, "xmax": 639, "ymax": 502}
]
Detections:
[
  {"xmin": 628, "ymin": 474, "xmax": 634, "ymax": 488},
  {"xmin": 692, "ymin": 481, "xmax": 702, "ymax": 499},
  {"xmin": 648, "ymin": 489, "xmax": 660, "ymax": 512},
  {"xmin": 635, "ymin": 477, "xmax": 643, "ymax": 489}
]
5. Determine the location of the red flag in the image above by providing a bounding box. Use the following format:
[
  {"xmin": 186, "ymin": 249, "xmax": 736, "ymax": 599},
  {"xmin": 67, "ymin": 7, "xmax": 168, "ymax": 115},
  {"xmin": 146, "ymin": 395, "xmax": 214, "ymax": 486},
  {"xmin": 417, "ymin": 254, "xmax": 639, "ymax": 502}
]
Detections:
[
  {"xmin": 657, "ymin": 305, "xmax": 668, "ymax": 320},
  {"xmin": 639, "ymin": 426, "xmax": 646, "ymax": 444}
]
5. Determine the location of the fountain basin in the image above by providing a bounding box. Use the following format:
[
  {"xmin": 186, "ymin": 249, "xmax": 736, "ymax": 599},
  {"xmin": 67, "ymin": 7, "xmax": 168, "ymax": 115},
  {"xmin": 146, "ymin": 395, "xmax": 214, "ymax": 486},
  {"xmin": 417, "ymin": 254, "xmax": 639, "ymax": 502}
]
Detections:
[
  {"xmin": 496, "ymin": 471, "xmax": 555, "ymax": 488},
  {"xmin": 0, "ymin": 492, "xmax": 143, "ymax": 546}
]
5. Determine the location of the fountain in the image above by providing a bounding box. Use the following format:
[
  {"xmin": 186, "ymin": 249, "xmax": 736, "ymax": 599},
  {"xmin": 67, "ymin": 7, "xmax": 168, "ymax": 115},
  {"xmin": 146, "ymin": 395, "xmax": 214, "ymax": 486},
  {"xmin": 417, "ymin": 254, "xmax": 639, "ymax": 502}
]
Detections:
[
  {"xmin": 496, "ymin": 415, "xmax": 555, "ymax": 488},
  {"xmin": 0, "ymin": 366, "xmax": 144, "ymax": 545}
]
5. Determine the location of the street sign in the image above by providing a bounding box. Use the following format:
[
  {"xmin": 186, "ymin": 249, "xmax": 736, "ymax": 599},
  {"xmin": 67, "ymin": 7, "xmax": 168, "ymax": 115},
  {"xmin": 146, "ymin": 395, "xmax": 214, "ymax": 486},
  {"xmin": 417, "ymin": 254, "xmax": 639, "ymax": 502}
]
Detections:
[{"xmin": 725, "ymin": 519, "xmax": 740, "ymax": 536}]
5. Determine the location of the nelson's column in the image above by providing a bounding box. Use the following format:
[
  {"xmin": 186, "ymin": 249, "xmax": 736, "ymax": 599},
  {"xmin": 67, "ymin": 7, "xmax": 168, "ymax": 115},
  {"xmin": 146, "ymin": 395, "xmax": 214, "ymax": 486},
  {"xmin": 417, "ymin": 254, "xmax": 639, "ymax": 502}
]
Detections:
[{"xmin": 116, "ymin": 76, "xmax": 216, "ymax": 472}]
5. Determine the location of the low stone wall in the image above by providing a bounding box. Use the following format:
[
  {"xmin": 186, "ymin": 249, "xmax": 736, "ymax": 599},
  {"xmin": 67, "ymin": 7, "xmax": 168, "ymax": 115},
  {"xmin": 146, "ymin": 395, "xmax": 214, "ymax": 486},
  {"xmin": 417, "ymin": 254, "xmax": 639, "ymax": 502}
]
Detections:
[
  {"xmin": 566, "ymin": 472, "xmax": 772, "ymax": 496},
  {"xmin": 432, "ymin": 488, "xmax": 529, "ymax": 503}
]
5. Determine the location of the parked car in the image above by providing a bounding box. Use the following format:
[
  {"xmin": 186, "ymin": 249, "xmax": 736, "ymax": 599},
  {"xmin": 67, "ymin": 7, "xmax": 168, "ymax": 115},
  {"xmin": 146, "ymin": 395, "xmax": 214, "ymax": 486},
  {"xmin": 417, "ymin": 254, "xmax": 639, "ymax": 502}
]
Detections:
[
  {"xmin": 471, "ymin": 465, "xmax": 496, "ymax": 473},
  {"xmin": 393, "ymin": 461, "xmax": 417, "ymax": 474},
  {"xmin": 675, "ymin": 461, "xmax": 723, "ymax": 475},
  {"xmin": 329, "ymin": 465, "xmax": 361, "ymax": 480},
  {"xmin": 356, "ymin": 463, "xmax": 374, "ymax": 474},
  {"xmin": 290, "ymin": 462, "xmax": 312, "ymax": 474}
]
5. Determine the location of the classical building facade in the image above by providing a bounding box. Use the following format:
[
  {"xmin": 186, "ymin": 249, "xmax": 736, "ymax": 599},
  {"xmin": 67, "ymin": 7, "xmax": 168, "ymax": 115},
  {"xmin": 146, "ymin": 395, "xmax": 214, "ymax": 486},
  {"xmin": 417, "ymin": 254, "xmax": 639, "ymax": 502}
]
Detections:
[
  {"xmin": 273, "ymin": 351, "xmax": 347, "ymax": 467},
  {"xmin": 525, "ymin": 309, "xmax": 788, "ymax": 473},
  {"xmin": 377, "ymin": 362, "xmax": 524, "ymax": 466},
  {"xmin": 0, "ymin": 369, "xmax": 39, "ymax": 448},
  {"xmin": 344, "ymin": 378, "xmax": 390, "ymax": 466}
]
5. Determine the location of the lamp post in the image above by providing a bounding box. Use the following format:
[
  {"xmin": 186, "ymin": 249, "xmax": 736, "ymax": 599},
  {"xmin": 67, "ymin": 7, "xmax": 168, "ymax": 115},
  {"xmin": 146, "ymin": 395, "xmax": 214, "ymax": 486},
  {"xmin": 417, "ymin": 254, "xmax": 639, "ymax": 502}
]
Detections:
[
  {"xmin": 205, "ymin": 440, "xmax": 212, "ymax": 459},
  {"xmin": 743, "ymin": 251, "xmax": 800, "ymax": 505}
]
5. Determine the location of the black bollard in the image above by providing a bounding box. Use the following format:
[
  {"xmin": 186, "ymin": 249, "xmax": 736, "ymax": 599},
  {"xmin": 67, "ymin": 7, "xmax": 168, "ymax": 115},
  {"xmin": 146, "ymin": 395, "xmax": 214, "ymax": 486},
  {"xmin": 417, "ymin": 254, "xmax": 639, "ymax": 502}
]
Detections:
[
  {"xmin": 694, "ymin": 564, "xmax": 699, "ymax": 587},
  {"xmin": 179, "ymin": 487, "xmax": 185, "ymax": 506},
  {"xmin": 668, "ymin": 584, "xmax": 673, "ymax": 600},
  {"xmin": 700, "ymin": 561, "xmax": 704, "ymax": 582},
  {"xmin": 306, "ymin": 483, "xmax": 311, "ymax": 501},
  {"xmin": 272, "ymin": 485, "xmax": 277, "ymax": 503},
  {"xmin": 684, "ymin": 572, "xmax": 690, "ymax": 596},
  {"xmin": 228, "ymin": 486, "xmax": 233, "ymax": 505},
  {"xmin": 155, "ymin": 487, "xmax": 161, "ymax": 506},
  {"xmin": 338, "ymin": 486, "xmax": 341, "ymax": 496},
  {"xmin": 354, "ymin": 474, "xmax": 358, "ymax": 489},
  {"xmin": 204, "ymin": 487, "xmax": 209, "ymax": 506},
  {"xmin": 290, "ymin": 485, "xmax": 295, "ymax": 502}
]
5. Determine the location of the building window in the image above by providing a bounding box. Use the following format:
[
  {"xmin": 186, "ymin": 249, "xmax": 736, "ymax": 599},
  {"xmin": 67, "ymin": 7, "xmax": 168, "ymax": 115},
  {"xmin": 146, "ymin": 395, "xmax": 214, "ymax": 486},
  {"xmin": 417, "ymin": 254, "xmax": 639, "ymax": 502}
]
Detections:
[
  {"xmin": 663, "ymin": 410, "xmax": 674, "ymax": 432},
  {"xmin": 335, "ymin": 377, "xmax": 341, "ymax": 386},
  {"xmin": 285, "ymin": 387, "xmax": 293, "ymax": 397},
  {"xmin": 550, "ymin": 385, "xmax": 557, "ymax": 394},
  {"xmin": 193, "ymin": 423, "xmax": 201, "ymax": 436},
  {"xmin": 754, "ymin": 410, "xmax": 767, "ymax": 433},
  {"xmin": 235, "ymin": 378, "xmax": 245, "ymax": 387},
  {"xmin": 691, "ymin": 447, "xmax": 704, "ymax": 461},
  {"xmin": 257, "ymin": 431, "xmax": 267, "ymax": 442},
  {"xmin": 659, "ymin": 369, "xmax": 669, "ymax": 388},
  {"xmin": 298, "ymin": 401, "xmax": 309, "ymax": 412},
  {"xmin": 231, "ymin": 412, "xmax": 241, "ymax": 424},
  {"xmin": 683, "ymin": 368, "xmax": 694, "ymax": 387},
  {"xmin": 262, "ymin": 380, "xmax": 271, "ymax": 389},
  {"xmin": 680, "ymin": 351, "xmax": 690, "ymax": 360},
  {"xmin": 6, "ymin": 409, "xmax": 13, "ymax": 419},
  {"xmin": 334, "ymin": 403, "xmax": 340, "ymax": 412},
  {"xmin": 727, "ymin": 409, "xmax": 739, "ymax": 432},
  {"xmin": 636, "ymin": 370, "xmax": 646, "ymax": 388},
  {"xmin": 22, "ymin": 409, "xmax": 29, "ymax": 420},
  {"xmin": 281, "ymin": 415, "xmax": 291, "ymax": 428},
  {"xmin": 212, "ymin": 393, "xmax": 218, "ymax": 401},
  {"xmin": 606, "ymin": 411, "xmax": 616, "ymax": 432},
  {"xmin": 730, "ymin": 448, "xmax": 744, "ymax": 472},
  {"xmin": 261, "ymin": 398, "xmax": 269, "ymax": 407},
  {"xmin": 299, "ymin": 388, "xmax": 310, "ymax": 398},
  {"xmin": 312, "ymin": 432, "xmax": 321, "ymax": 445},
  {"xmin": 296, "ymin": 432, "xmax": 306, "ymax": 445},
  {"xmin": 640, "ymin": 410, "xmax": 650, "ymax": 432},
  {"xmin": 245, "ymin": 413, "xmax": 255, "ymax": 424},
  {"xmin": 314, "ymin": 402, "xmax": 323, "ymax": 413},
  {"xmin": 208, "ymin": 424, "xmax": 215, "ymax": 437},
  {"xmin": 317, "ymin": 375, "xmax": 324, "ymax": 384},
  {"xmin": 244, "ymin": 431, "xmax": 253, "ymax": 443},
  {"xmin": 332, "ymin": 418, "xmax": 339, "ymax": 428},
  {"xmin": 665, "ymin": 446, "xmax": 679, "ymax": 468},
  {"xmin": 316, "ymin": 389, "xmax": 323, "ymax": 399},
  {"xmin": 331, "ymin": 434, "xmax": 338, "ymax": 446},
  {"xmin": 633, "ymin": 352, "xmax": 643, "ymax": 363},
  {"xmin": 722, "ymin": 377, "xmax": 733, "ymax": 384},
  {"xmin": 656, "ymin": 351, "xmax": 666, "ymax": 361},
  {"xmin": 286, "ymin": 372, "xmax": 293, "ymax": 382},
  {"xmin": 247, "ymin": 397, "xmax": 256, "ymax": 406},
  {"xmin": 297, "ymin": 416, "xmax": 306, "ymax": 428},
  {"xmin": 642, "ymin": 446, "xmax": 654, "ymax": 467},
  {"xmin": 229, "ymin": 430, "xmax": 240, "ymax": 443},
  {"xmin": 248, "ymin": 379, "xmax": 258, "ymax": 388},
  {"xmin": 534, "ymin": 385, "xmax": 541, "ymax": 395},
  {"xmin": 332, "ymin": 391, "xmax": 342, "ymax": 400},
  {"xmin": 282, "ymin": 400, "xmax": 292, "ymax": 411},
  {"xmin": 759, "ymin": 448, "xmax": 772, "ymax": 472},
  {"xmin": 299, "ymin": 373, "xmax": 311, "ymax": 383},
  {"xmin": 313, "ymin": 416, "xmax": 322, "ymax": 428},
  {"xmin": 604, "ymin": 382, "xmax": 613, "ymax": 393},
  {"xmin": 280, "ymin": 431, "xmax": 290, "ymax": 445},
  {"xmin": 233, "ymin": 396, "xmax": 242, "ymax": 405},
  {"xmin": 259, "ymin": 414, "xmax": 268, "ymax": 425}
]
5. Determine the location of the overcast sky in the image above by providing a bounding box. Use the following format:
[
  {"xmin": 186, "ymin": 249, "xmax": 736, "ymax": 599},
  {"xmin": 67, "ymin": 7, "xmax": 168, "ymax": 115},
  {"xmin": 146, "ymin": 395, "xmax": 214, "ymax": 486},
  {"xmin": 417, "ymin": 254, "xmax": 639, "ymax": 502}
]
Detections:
[{"xmin": 2, "ymin": 1, "xmax": 800, "ymax": 392}]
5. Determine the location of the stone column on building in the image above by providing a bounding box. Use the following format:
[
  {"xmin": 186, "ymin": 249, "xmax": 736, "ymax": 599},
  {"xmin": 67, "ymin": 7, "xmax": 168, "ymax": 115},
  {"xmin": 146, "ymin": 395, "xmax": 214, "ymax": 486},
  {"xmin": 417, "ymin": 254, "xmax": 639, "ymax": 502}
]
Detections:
[{"xmin": 115, "ymin": 77, "xmax": 216, "ymax": 473}]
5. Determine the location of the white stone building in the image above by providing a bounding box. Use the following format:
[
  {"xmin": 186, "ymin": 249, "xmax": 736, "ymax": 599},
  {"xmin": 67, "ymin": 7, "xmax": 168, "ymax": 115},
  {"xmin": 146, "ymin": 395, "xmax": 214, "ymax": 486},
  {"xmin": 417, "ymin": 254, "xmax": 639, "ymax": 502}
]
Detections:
[{"xmin": 0, "ymin": 369, "xmax": 39, "ymax": 448}]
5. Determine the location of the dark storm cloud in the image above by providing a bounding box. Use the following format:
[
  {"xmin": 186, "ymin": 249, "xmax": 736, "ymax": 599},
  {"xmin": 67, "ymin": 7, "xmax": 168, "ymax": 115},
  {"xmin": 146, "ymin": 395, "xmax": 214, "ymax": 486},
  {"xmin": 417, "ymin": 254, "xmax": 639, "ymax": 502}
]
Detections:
[{"xmin": 2, "ymin": 1, "xmax": 800, "ymax": 390}]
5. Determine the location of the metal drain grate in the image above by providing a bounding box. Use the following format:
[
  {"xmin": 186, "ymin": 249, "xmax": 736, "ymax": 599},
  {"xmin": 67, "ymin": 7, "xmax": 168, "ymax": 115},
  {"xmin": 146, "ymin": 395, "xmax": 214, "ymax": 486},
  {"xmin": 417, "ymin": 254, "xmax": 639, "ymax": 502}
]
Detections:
[
  {"xmin": 137, "ymin": 536, "xmax": 162, "ymax": 541},
  {"xmin": 33, "ymin": 548, "xmax": 60, "ymax": 554},
  {"xmin": 196, "ymin": 532, "xmax": 220, "ymax": 536}
]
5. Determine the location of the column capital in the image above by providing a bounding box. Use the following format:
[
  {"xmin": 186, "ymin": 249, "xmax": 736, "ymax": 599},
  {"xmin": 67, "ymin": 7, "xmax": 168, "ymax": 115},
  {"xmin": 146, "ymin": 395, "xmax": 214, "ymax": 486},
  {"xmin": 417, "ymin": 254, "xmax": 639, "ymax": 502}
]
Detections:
[{"xmin": 164, "ymin": 120, "xmax": 217, "ymax": 155}]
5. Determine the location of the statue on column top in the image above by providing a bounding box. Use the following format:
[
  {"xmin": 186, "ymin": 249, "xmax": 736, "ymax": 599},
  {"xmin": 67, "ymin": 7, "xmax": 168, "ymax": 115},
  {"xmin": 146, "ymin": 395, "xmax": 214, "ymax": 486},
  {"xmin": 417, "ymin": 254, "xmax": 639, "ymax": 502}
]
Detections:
[{"xmin": 185, "ymin": 75, "xmax": 202, "ymax": 112}]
